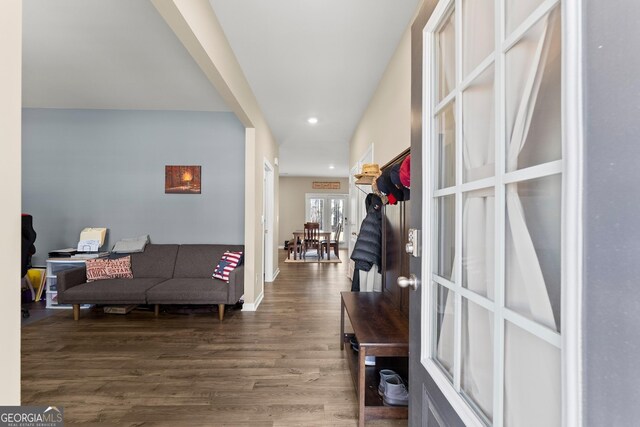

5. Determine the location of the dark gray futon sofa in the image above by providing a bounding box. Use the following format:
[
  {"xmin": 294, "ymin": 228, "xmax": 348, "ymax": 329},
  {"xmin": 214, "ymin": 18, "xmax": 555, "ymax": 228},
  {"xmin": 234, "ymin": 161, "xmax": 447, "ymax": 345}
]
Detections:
[{"xmin": 57, "ymin": 244, "xmax": 244, "ymax": 321}]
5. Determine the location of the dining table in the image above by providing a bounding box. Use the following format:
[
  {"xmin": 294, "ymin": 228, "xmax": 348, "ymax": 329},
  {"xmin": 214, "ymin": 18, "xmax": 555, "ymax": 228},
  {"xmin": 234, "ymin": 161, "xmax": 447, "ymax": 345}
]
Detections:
[{"xmin": 290, "ymin": 229, "xmax": 332, "ymax": 260}]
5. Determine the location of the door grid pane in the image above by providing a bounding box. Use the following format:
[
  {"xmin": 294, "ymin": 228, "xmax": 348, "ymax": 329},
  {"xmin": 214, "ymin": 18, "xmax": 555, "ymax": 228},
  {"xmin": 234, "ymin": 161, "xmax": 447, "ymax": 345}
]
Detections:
[
  {"xmin": 309, "ymin": 198, "xmax": 324, "ymax": 226},
  {"xmin": 505, "ymin": 10, "xmax": 562, "ymax": 173},
  {"xmin": 435, "ymin": 283, "xmax": 455, "ymax": 379},
  {"xmin": 437, "ymin": 11, "xmax": 456, "ymax": 102},
  {"xmin": 436, "ymin": 102, "xmax": 456, "ymax": 189},
  {"xmin": 462, "ymin": 188, "xmax": 495, "ymax": 299},
  {"xmin": 504, "ymin": 321, "xmax": 560, "ymax": 426},
  {"xmin": 462, "ymin": 66, "xmax": 495, "ymax": 183},
  {"xmin": 462, "ymin": 299, "xmax": 494, "ymax": 421},
  {"xmin": 506, "ymin": 0, "xmax": 546, "ymax": 35},
  {"xmin": 435, "ymin": 195, "xmax": 456, "ymax": 280},
  {"xmin": 462, "ymin": 0, "xmax": 494, "ymax": 77},
  {"xmin": 505, "ymin": 174, "xmax": 561, "ymax": 332}
]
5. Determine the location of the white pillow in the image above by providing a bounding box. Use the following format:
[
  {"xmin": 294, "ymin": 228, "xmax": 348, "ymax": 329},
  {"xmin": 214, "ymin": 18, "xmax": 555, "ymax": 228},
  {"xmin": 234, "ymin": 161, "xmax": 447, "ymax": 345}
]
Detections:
[{"xmin": 111, "ymin": 235, "xmax": 150, "ymax": 253}]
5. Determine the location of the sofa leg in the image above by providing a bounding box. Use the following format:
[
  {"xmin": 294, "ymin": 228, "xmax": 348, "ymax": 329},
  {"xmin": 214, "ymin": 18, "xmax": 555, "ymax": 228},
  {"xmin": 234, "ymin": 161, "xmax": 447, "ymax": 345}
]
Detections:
[
  {"xmin": 72, "ymin": 304, "xmax": 79, "ymax": 321},
  {"xmin": 154, "ymin": 304, "xmax": 160, "ymax": 317},
  {"xmin": 218, "ymin": 304, "xmax": 225, "ymax": 321}
]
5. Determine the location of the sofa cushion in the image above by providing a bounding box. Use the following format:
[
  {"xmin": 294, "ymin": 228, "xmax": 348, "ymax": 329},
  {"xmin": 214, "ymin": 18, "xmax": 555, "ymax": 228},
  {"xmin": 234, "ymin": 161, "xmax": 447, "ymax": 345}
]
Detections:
[
  {"xmin": 173, "ymin": 244, "xmax": 244, "ymax": 278},
  {"xmin": 60, "ymin": 278, "xmax": 167, "ymax": 304},
  {"xmin": 86, "ymin": 256, "xmax": 133, "ymax": 282},
  {"xmin": 146, "ymin": 278, "xmax": 232, "ymax": 304},
  {"xmin": 131, "ymin": 244, "xmax": 179, "ymax": 278}
]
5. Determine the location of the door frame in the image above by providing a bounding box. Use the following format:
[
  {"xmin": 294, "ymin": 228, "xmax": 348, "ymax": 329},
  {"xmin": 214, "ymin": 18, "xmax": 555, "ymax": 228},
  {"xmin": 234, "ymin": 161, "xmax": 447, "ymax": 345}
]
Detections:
[
  {"xmin": 263, "ymin": 158, "xmax": 276, "ymax": 283},
  {"xmin": 349, "ymin": 144, "xmax": 374, "ymax": 257}
]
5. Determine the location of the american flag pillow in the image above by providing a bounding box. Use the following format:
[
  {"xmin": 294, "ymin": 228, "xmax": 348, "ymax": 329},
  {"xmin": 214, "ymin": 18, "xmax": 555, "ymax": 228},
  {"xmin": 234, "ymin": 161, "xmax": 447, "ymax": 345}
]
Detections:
[{"xmin": 212, "ymin": 251, "xmax": 243, "ymax": 283}]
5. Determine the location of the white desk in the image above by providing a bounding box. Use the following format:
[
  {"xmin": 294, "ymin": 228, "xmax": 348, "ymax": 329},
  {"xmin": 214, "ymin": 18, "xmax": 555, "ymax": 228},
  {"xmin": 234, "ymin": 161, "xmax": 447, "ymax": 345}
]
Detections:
[{"xmin": 45, "ymin": 255, "xmax": 108, "ymax": 309}]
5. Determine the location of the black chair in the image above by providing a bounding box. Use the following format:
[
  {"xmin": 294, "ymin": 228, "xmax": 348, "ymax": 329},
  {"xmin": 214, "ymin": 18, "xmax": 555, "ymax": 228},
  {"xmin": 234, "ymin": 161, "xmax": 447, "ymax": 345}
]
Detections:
[
  {"xmin": 287, "ymin": 236, "xmax": 303, "ymax": 259},
  {"xmin": 21, "ymin": 214, "xmax": 37, "ymax": 318}
]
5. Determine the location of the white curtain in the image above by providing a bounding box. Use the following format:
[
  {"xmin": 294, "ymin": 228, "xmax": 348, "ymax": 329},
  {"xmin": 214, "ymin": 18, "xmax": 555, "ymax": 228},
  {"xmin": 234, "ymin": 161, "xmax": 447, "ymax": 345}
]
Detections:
[{"xmin": 504, "ymin": 10, "xmax": 560, "ymax": 427}]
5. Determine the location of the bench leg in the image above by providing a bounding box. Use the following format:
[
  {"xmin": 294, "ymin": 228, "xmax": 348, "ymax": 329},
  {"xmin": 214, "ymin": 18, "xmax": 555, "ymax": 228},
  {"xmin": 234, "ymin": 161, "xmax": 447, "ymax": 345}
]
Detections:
[
  {"xmin": 218, "ymin": 304, "xmax": 225, "ymax": 321},
  {"xmin": 154, "ymin": 304, "xmax": 160, "ymax": 317},
  {"xmin": 72, "ymin": 304, "xmax": 79, "ymax": 321}
]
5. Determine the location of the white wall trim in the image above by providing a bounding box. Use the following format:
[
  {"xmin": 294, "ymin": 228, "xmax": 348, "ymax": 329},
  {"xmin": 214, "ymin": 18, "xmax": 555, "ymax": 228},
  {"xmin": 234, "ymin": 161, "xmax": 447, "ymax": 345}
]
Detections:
[
  {"xmin": 242, "ymin": 290, "xmax": 264, "ymax": 311},
  {"xmin": 266, "ymin": 267, "xmax": 280, "ymax": 283},
  {"xmin": 561, "ymin": 0, "xmax": 584, "ymax": 425}
]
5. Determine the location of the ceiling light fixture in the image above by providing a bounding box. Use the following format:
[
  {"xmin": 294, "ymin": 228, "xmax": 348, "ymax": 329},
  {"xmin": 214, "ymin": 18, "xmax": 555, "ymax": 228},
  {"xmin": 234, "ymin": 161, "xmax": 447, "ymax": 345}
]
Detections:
[
  {"xmin": 307, "ymin": 117, "xmax": 318, "ymax": 124},
  {"xmin": 329, "ymin": 165, "xmax": 335, "ymax": 169}
]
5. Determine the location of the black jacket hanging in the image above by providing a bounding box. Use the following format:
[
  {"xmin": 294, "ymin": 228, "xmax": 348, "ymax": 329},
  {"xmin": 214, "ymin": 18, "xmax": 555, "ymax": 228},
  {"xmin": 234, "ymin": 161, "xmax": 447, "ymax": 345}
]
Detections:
[{"xmin": 350, "ymin": 193, "xmax": 383, "ymax": 272}]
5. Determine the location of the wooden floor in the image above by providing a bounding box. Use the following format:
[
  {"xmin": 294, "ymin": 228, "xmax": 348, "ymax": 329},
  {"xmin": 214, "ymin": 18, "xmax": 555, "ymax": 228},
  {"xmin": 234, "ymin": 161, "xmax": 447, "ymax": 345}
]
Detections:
[{"xmin": 22, "ymin": 250, "xmax": 407, "ymax": 426}]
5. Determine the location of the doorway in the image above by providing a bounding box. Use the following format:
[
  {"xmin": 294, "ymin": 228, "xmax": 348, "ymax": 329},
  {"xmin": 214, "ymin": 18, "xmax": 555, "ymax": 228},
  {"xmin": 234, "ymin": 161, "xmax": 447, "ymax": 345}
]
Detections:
[
  {"xmin": 349, "ymin": 145, "xmax": 373, "ymax": 258},
  {"xmin": 304, "ymin": 193, "xmax": 348, "ymax": 244},
  {"xmin": 263, "ymin": 159, "xmax": 275, "ymax": 282}
]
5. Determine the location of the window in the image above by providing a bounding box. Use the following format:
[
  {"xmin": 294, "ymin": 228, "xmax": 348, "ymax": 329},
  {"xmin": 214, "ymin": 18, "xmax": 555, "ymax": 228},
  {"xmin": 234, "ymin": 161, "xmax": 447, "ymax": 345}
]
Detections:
[
  {"xmin": 423, "ymin": 0, "xmax": 563, "ymax": 425},
  {"xmin": 305, "ymin": 194, "xmax": 347, "ymax": 242}
]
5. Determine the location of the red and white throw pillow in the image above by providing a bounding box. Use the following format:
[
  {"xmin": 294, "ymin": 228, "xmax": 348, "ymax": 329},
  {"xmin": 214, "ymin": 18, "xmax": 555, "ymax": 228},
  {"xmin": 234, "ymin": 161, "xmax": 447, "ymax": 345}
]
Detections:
[
  {"xmin": 212, "ymin": 251, "xmax": 243, "ymax": 283},
  {"xmin": 86, "ymin": 256, "xmax": 133, "ymax": 282}
]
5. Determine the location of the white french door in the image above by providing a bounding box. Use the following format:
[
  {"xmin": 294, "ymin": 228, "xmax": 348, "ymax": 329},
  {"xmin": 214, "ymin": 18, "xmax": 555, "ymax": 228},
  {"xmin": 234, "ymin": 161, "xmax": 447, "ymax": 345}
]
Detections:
[
  {"xmin": 422, "ymin": 0, "xmax": 567, "ymax": 425},
  {"xmin": 305, "ymin": 193, "xmax": 348, "ymax": 243}
]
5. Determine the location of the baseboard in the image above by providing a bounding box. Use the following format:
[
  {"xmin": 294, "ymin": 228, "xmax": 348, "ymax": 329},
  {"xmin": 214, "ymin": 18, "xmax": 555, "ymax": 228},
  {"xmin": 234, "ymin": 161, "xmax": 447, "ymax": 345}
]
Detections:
[
  {"xmin": 266, "ymin": 268, "xmax": 280, "ymax": 283},
  {"xmin": 241, "ymin": 290, "xmax": 264, "ymax": 311}
]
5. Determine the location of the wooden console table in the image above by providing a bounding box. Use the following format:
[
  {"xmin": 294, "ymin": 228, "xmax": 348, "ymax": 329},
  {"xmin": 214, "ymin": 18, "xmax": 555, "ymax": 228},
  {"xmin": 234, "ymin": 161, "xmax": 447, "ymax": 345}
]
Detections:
[{"xmin": 340, "ymin": 291, "xmax": 409, "ymax": 426}]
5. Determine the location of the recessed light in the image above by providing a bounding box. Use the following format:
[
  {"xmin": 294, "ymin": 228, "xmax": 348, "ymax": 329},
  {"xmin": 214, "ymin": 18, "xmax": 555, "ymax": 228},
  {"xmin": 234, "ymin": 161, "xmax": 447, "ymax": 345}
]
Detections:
[
  {"xmin": 307, "ymin": 117, "xmax": 318, "ymax": 124},
  {"xmin": 329, "ymin": 165, "xmax": 335, "ymax": 169}
]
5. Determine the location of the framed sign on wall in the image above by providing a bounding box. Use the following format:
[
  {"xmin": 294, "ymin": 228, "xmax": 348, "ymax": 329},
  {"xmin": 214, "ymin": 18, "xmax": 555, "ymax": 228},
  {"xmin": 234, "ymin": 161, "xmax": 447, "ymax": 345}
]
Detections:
[{"xmin": 312, "ymin": 181, "xmax": 340, "ymax": 190}]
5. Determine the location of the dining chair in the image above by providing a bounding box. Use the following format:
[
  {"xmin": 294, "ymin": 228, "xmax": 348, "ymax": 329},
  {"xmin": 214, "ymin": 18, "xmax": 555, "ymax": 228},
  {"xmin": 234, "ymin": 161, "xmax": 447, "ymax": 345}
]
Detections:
[
  {"xmin": 287, "ymin": 235, "xmax": 302, "ymax": 259},
  {"xmin": 321, "ymin": 222, "xmax": 342, "ymax": 259},
  {"xmin": 302, "ymin": 222, "xmax": 321, "ymax": 259}
]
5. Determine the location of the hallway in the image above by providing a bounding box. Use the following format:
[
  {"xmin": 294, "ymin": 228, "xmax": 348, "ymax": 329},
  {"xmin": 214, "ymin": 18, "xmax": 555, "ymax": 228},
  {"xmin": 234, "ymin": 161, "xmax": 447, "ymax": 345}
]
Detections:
[{"xmin": 21, "ymin": 249, "xmax": 405, "ymax": 426}]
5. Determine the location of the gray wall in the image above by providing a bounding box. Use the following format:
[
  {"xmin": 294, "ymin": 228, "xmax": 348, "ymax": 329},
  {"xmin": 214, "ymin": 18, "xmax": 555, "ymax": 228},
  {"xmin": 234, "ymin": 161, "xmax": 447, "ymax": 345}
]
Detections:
[
  {"xmin": 583, "ymin": 1, "xmax": 640, "ymax": 425},
  {"xmin": 22, "ymin": 108, "xmax": 245, "ymax": 266}
]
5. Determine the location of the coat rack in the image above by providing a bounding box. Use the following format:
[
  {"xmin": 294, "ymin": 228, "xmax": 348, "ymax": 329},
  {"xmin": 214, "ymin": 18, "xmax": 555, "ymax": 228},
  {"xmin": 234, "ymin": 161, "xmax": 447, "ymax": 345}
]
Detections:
[{"xmin": 353, "ymin": 148, "xmax": 410, "ymax": 195}]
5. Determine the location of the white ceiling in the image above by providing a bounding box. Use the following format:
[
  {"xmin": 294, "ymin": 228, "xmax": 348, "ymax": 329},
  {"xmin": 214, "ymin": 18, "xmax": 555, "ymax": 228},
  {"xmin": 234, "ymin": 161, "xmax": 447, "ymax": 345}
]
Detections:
[
  {"xmin": 209, "ymin": 0, "xmax": 419, "ymax": 177},
  {"xmin": 22, "ymin": 0, "xmax": 419, "ymax": 177}
]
